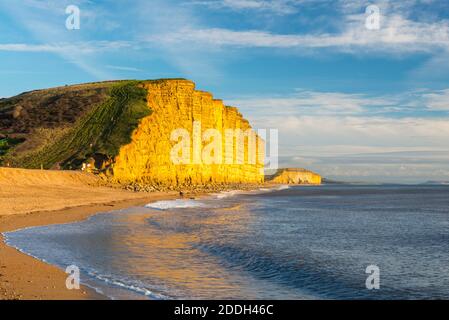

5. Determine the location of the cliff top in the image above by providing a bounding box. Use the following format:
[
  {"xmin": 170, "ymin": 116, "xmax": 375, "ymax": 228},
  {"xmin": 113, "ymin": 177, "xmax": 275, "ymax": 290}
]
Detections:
[
  {"xmin": 265, "ymin": 168, "xmax": 322, "ymax": 185},
  {"xmin": 265, "ymin": 167, "xmax": 321, "ymax": 179},
  {"xmin": 279, "ymin": 168, "xmax": 316, "ymax": 172}
]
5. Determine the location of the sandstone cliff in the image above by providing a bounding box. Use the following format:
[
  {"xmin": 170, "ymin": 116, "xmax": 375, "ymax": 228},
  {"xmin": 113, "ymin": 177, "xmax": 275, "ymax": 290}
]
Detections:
[
  {"xmin": 112, "ymin": 80, "xmax": 265, "ymax": 186},
  {"xmin": 266, "ymin": 168, "xmax": 322, "ymax": 185}
]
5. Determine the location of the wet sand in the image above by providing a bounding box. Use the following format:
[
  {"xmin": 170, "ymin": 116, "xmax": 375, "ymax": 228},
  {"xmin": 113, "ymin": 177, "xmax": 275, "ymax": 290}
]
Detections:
[
  {"xmin": 0, "ymin": 195, "xmax": 183, "ymax": 300},
  {"xmin": 0, "ymin": 167, "xmax": 179, "ymax": 300}
]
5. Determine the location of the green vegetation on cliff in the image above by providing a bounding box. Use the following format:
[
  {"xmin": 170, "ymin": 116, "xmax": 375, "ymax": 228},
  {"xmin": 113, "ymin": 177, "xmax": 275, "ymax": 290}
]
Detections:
[
  {"xmin": 0, "ymin": 137, "xmax": 25, "ymax": 163},
  {"xmin": 0, "ymin": 81, "xmax": 151, "ymax": 169}
]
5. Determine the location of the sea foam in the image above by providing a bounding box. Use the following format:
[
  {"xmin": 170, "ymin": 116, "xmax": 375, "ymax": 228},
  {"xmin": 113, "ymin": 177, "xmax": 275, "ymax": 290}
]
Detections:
[
  {"xmin": 213, "ymin": 190, "xmax": 245, "ymax": 199},
  {"xmin": 145, "ymin": 199, "xmax": 206, "ymax": 210}
]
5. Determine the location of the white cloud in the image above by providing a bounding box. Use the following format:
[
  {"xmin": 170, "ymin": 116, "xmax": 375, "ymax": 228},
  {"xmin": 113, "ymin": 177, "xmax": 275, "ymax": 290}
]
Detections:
[
  {"xmin": 260, "ymin": 115, "xmax": 449, "ymax": 146},
  {"xmin": 424, "ymin": 89, "xmax": 449, "ymax": 110},
  {"xmin": 229, "ymin": 88, "xmax": 449, "ymax": 118},
  {"xmin": 106, "ymin": 65, "xmax": 143, "ymax": 72},
  {"xmin": 229, "ymin": 90, "xmax": 394, "ymax": 115},
  {"xmin": 0, "ymin": 42, "xmax": 131, "ymax": 54},
  {"xmin": 150, "ymin": 14, "xmax": 449, "ymax": 54},
  {"xmin": 188, "ymin": 0, "xmax": 299, "ymax": 14},
  {"xmin": 189, "ymin": 0, "xmax": 444, "ymax": 17},
  {"xmin": 0, "ymin": 1, "xmax": 120, "ymax": 79}
]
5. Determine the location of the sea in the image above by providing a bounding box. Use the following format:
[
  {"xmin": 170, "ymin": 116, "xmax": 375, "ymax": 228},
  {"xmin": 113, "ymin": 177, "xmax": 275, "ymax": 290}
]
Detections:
[{"xmin": 4, "ymin": 184, "xmax": 449, "ymax": 300}]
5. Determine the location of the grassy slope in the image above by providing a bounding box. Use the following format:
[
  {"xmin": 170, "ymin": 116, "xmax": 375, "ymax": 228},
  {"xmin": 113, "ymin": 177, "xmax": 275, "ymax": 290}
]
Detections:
[
  {"xmin": 4, "ymin": 81, "xmax": 151, "ymax": 169},
  {"xmin": 0, "ymin": 137, "xmax": 25, "ymax": 162}
]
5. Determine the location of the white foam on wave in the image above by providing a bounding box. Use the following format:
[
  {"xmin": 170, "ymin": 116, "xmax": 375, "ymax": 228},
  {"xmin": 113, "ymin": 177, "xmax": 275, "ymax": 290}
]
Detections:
[
  {"xmin": 85, "ymin": 270, "xmax": 168, "ymax": 300},
  {"xmin": 257, "ymin": 185, "xmax": 290, "ymax": 192},
  {"xmin": 213, "ymin": 190, "xmax": 245, "ymax": 199},
  {"xmin": 146, "ymin": 185, "xmax": 291, "ymax": 209},
  {"xmin": 4, "ymin": 231, "xmax": 169, "ymax": 300},
  {"xmin": 145, "ymin": 199, "xmax": 206, "ymax": 210},
  {"xmin": 213, "ymin": 185, "xmax": 291, "ymax": 199}
]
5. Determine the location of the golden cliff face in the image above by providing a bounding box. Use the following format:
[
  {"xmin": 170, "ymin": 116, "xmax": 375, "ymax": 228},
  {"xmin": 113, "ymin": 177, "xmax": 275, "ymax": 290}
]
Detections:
[
  {"xmin": 268, "ymin": 168, "xmax": 322, "ymax": 185},
  {"xmin": 112, "ymin": 80, "xmax": 264, "ymax": 186}
]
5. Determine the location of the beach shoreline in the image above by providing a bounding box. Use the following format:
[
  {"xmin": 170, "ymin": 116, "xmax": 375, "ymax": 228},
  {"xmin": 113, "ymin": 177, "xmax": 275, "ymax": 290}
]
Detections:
[
  {"xmin": 0, "ymin": 193, "xmax": 184, "ymax": 300},
  {"xmin": 0, "ymin": 168, "xmax": 282, "ymax": 300},
  {"xmin": 0, "ymin": 187, "xmax": 278, "ymax": 300}
]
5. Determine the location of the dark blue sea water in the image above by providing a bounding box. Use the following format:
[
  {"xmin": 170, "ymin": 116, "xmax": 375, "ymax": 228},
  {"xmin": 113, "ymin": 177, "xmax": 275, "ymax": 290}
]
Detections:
[{"xmin": 4, "ymin": 185, "xmax": 449, "ymax": 299}]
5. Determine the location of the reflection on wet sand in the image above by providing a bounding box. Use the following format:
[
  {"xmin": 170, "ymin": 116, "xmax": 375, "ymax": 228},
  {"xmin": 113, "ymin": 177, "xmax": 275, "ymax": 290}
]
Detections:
[{"xmin": 107, "ymin": 205, "xmax": 260, "ymax": 298}]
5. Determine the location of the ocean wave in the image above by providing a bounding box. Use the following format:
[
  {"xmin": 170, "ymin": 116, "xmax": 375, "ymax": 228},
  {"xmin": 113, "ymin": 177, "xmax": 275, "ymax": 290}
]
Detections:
[
  {"xmin": 275, "ymin": 185, "xmax": 290, "ymax": 191},
  {"xmin": 85, "ymin": 270, "xmax": 169, "ymax": 300},
  {"xmin": 213, "ymin": 190, "xmax": 245, "ymax": 199},
  {"xmin": 258, "ymin": 185, "xmax": 290, "ymax": 192},
  {"xmin": 145, "ymin": 199, "xmax": 206, "ymax": 210},
  {"xmin": 213, "ymin": 185, "xmax": 290, "ymax": 199}
]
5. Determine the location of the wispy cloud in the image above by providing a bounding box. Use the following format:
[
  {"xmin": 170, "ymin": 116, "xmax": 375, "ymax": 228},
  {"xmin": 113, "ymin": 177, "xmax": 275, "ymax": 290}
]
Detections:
[
  {"xmin": 189, "ymin": 0, "xmax": 447, "ymax": 15},
  {"xmin": 281, "ymin": 146, "xmax": 449, "ymax": 183},
  {"xmin": 424, "ymin": 89, "xmax": 449, "ymax": 110},
  {"xmin": 230, "ymin": 88, "xmax": 449, "ymax": 150},
  {"xmin": 228, "ymin": 88, "xmax": 449, "ymax": 118},
  {"xmin": 0, "ymin": 42, "xmax": 131, "ymax": 53},
  {"xmin": 260, "ymin": 115, "xmax": 449, "ymax": 147},
  {"xmin": 149, "ymin": 14, "xmax": 449, "ymax": 54},
  {"xmin": 229, "ymin": 90, "xmax": 394, "ymax": 116},
  {"xmin": 0, "ymin": 0, "xmax": 120, "ymax": 79},
  {"xmin": 188, "ymin": 0, "xmax": 299, "ymax": 14},
  {"xmin": 131, "ymin": 0, "xmax": 225, "ymax": 83},
  {"xmin": 106, "ymin": 65, "xmax": 143, "ymax": 72},
  {"xmin": 230, "ymin": 86, "xmax": 449, "ymax": 182},
  {"xmin": 257, "ymin": 114, "xmax": 449, "ymax": 182}
]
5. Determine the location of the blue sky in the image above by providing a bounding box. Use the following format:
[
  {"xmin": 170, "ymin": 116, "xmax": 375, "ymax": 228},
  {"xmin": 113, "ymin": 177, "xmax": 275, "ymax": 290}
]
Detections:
[{"xmin": 1, "ymin": 0, "xmax": 449, "ymax": 183}]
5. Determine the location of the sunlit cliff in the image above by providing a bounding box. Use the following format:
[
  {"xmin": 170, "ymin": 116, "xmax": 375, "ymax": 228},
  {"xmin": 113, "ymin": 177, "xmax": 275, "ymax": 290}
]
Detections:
[
  {"xmin": 266, "ymin": 168, "xmax": 322, "ymax": 185},
  {"xmin": 112, "ymin": 80, "xmax": 265, "ymax": 186}
]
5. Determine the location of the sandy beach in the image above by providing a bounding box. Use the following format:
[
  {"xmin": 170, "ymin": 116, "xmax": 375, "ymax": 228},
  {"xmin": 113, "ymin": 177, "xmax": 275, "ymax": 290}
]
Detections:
[{"xmin": 0, "ymin": 167, "xmax": 179, "ymax": 300}]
